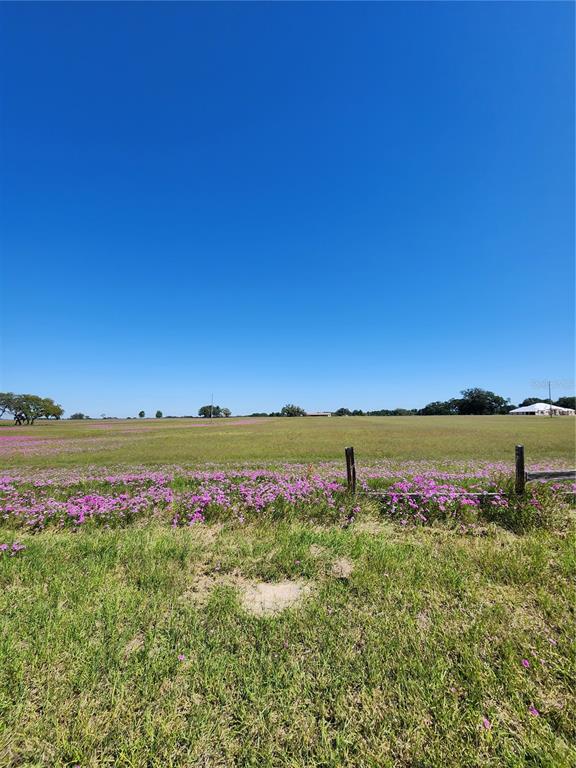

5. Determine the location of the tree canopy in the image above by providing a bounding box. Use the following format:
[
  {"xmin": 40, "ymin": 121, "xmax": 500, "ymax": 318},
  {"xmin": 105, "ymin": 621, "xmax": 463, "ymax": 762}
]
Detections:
[
  {"xmin": 419, "ymin": 400, "xmax": 459, "ymax": 416},
  {"xmin": 198, "ymin": 405, "xmax": 230, "ymax": 418},
  {"xmin": 281, "ymin": 404, "xmax": 307, "ymax": 417},
  {"xmin": 419, "ymin": 389, "xmax": 512, "ymax": 416},
  {"xmin": 456, "ymin": 388, "xmax": 511, "ymax": 415},
  {"xmin": 0, "ymin": 393, "xmax": 64, "ymax": 424}
]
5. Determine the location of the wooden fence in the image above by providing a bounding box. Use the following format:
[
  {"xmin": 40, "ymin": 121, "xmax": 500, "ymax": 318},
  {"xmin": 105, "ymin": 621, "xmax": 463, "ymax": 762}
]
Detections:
[
  {"xmin": 344, "ymin": 445, "xmax": 576, "ymax": 497},
  {"xmin": 514, "ymin": 444, "xmax": 576, "ymax": 494}
]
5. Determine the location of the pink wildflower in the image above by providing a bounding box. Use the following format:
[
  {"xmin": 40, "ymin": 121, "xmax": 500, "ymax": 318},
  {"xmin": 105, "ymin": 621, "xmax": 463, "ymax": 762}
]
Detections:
[
  {"xmin": 178, "ymin": 654, "xmax": 186, "ymax": 662},
  {"xmin": 482, "ymin": 717, "xmax": 492, "ymax": 730},
  {"xmin": 521, "ymin": 659, "xmax": 530, "ymax": 668},
  {"xmin": 528, "ymin": 705, "xmax": 539, "ymax": 717}
]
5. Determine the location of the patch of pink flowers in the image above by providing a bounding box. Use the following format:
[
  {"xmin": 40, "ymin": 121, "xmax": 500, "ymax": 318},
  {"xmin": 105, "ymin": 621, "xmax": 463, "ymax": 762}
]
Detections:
[
  {"xmin": 0, "ymin": 459, "xmax": 571, "ymax": 534},
  {"xmin": 0, "ymin": 467, "xmax": 343, "ymax": 532},
  {"xmin": 0, "ymin": 541, "xmax": 25, "ymax": 556}
]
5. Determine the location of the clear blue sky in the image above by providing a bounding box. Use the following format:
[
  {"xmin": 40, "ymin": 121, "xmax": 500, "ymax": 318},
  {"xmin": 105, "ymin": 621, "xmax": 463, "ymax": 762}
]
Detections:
[{"xmin": 1, "ymin": 2, "xmax": 574, "ymax": 416}]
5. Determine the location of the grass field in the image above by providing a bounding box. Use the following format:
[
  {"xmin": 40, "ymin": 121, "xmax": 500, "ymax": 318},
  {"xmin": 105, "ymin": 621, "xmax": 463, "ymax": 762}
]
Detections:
[
  {"xmin": 1, "ymin": 416, "xmax": 575, "ymax": 766},
  {"xmin": 0, "ymin": 415, "xmax": 574, "ymax": 467},
  {"xmin": 1, "ymin": 521, "xmax": 575, "ymax": 767}
]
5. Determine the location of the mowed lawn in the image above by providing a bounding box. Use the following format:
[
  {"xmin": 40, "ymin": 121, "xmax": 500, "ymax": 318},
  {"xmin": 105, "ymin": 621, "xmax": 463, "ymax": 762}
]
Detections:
[{"xmin": 1, "ymin": 415, "xmax": 574, "ymax": 467}]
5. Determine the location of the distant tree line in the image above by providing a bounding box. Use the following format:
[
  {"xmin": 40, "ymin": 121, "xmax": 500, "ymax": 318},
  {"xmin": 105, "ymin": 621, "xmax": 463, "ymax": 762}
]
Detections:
[
  {"xmin": 333, "ymin": 407, "xmax": 418, "ymax": 416},
  {"xmin": 249, "ymin": 390, "xmax": 575, "ymax": 418},
  {"xmin": 0, "ymin": 393, "xmax": 64, "ymax": 425},
  {"xmin": 332, "ymin": 389, "xmax": 575, "ymax": 416},
  {"xmin": 3, "ymin": 389, "xmax": 573, "ymax": 424}
]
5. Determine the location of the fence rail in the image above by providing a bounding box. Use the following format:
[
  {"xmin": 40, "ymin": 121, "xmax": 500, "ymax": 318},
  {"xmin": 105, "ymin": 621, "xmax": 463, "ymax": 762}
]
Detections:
[
  {"xmin": 525, "ymin": 470, "xmax": 576, "ymax": 481},
  {"xmin": 363, "ymin": 490, "xmax": 501, "ymax": 498},
  {"xmin": 344, "ymin": 445, "xmax": 575, "ymax": 498},
  {"xmin": 515, "ymin": 445, "xmax": 576, "ymax": 493}
]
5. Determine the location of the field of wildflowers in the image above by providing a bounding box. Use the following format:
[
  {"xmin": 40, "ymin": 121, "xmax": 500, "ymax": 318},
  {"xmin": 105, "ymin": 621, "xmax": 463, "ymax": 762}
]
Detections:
[{"xmin": 1, "ymin": 459, "xmax": 573, "ymax": 536}]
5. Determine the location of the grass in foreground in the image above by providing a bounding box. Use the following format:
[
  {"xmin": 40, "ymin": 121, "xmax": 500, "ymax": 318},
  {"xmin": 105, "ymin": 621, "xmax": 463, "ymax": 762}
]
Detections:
[{"xmin": 1, "ymin": 519, "xmax": 574, "ymax": 767}]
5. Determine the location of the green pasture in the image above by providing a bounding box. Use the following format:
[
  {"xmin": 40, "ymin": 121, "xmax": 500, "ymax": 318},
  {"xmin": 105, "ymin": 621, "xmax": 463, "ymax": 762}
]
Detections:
[
  {"xmin": 1, "ymin": 416, "xmax": 575, "ymax": 766},
  {"xmin": 1, "ymin": 416, "xmax": 574, "ymax": 468},
  {"xmin": 1, "ymin": 520, "xmax": 574, "ymax": 767}
]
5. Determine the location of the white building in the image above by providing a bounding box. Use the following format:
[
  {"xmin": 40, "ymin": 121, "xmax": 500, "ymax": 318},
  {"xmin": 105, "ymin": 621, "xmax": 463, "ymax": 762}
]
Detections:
[{"xmin": 509, "ymin": 402, "xmax": 575, "ymax": 416}]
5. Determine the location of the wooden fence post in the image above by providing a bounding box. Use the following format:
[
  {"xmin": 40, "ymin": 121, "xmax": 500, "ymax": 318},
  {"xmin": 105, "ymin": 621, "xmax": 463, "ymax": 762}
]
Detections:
[
  {"xmin": 515, "ymin": 445, "xmax": 526, "ymax": 494},
  {"xmin": 345, "ymin": 446, "xmax": 356, "ymax": 494}
]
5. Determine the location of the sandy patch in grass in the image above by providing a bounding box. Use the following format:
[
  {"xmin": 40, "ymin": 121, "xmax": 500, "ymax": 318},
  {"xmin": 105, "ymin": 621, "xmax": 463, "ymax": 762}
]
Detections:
[
  {"xmin": 181, "ymin": 569, "xmax": 245, "ymax": 606},
  {"xmin": 182, "ymin": 568, "xmax": 312, "ymax": 615},
  {"xmin": 240, "ymin": 580, "xmax": 312, "ymax": 616},
  {"xmin": 331, "ymin": 557, "xmax": 355, "ymax": 579}
]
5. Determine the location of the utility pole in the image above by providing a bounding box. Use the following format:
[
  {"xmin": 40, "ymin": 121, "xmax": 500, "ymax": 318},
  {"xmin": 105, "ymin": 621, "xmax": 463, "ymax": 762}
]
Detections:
[
  {"xmin": 549, "ymin": 380, "xmax": 553, "ymax": 418},
  {"xmin": 210, "ymin": 393, "xmax": 213, "ymax": 419}
]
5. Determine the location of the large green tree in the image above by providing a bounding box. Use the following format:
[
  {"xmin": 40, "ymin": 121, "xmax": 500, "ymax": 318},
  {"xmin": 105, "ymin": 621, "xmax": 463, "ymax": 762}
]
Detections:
[
  {"xmin": 0, "ymin": 393, "xmax": 64, "ymax": 424},
  {"xmin": 0, "ymin": 392, "xmax": 16, "ymax": 418},
  {"xmin": 281, "ymin": 404, "xmax": 307, "ymax": 417},
  {"xmin": 455, "ymin": 388, "xmax": 511, "ymax": 415},
  {"xmin": 333, "ymin": 408, "xmax": 352, "ymax": 416},
  {"xmin": 198, "ymin": 405, "xmax": 224, "ymax": 418}
]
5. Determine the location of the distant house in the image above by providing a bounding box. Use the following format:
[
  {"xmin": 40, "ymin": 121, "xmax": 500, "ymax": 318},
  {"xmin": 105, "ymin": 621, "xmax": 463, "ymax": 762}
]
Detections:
[
  {"xmin": 509, "ymin": 402, "xmax": 575, "ymax": 416},
  {"xmin": 307, "ymin": 411, "xmax": 332, "ymax": 417}
]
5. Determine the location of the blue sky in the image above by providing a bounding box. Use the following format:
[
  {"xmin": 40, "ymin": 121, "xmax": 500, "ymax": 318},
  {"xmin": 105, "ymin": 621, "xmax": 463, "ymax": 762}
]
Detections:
[{"xmin": 1, "ymin": 2, "xmax": 574, "ymax": 416}]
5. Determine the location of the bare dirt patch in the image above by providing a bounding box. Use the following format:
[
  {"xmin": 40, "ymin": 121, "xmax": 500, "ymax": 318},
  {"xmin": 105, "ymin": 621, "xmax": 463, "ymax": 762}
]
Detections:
[
  {"xmin": 181, "ymin": 569, "xmax": 247, "ymax": 606},
  {"xmin": 240, "ymin": 580, "xmax": 312, "ymax": 616},
  {"xmin": 331, "ymin": 557, "xmax": 355, "ymax": 579},
  {"xmin": 182, "ymin": 568, "xmax": 312, "ymax": 616}
]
